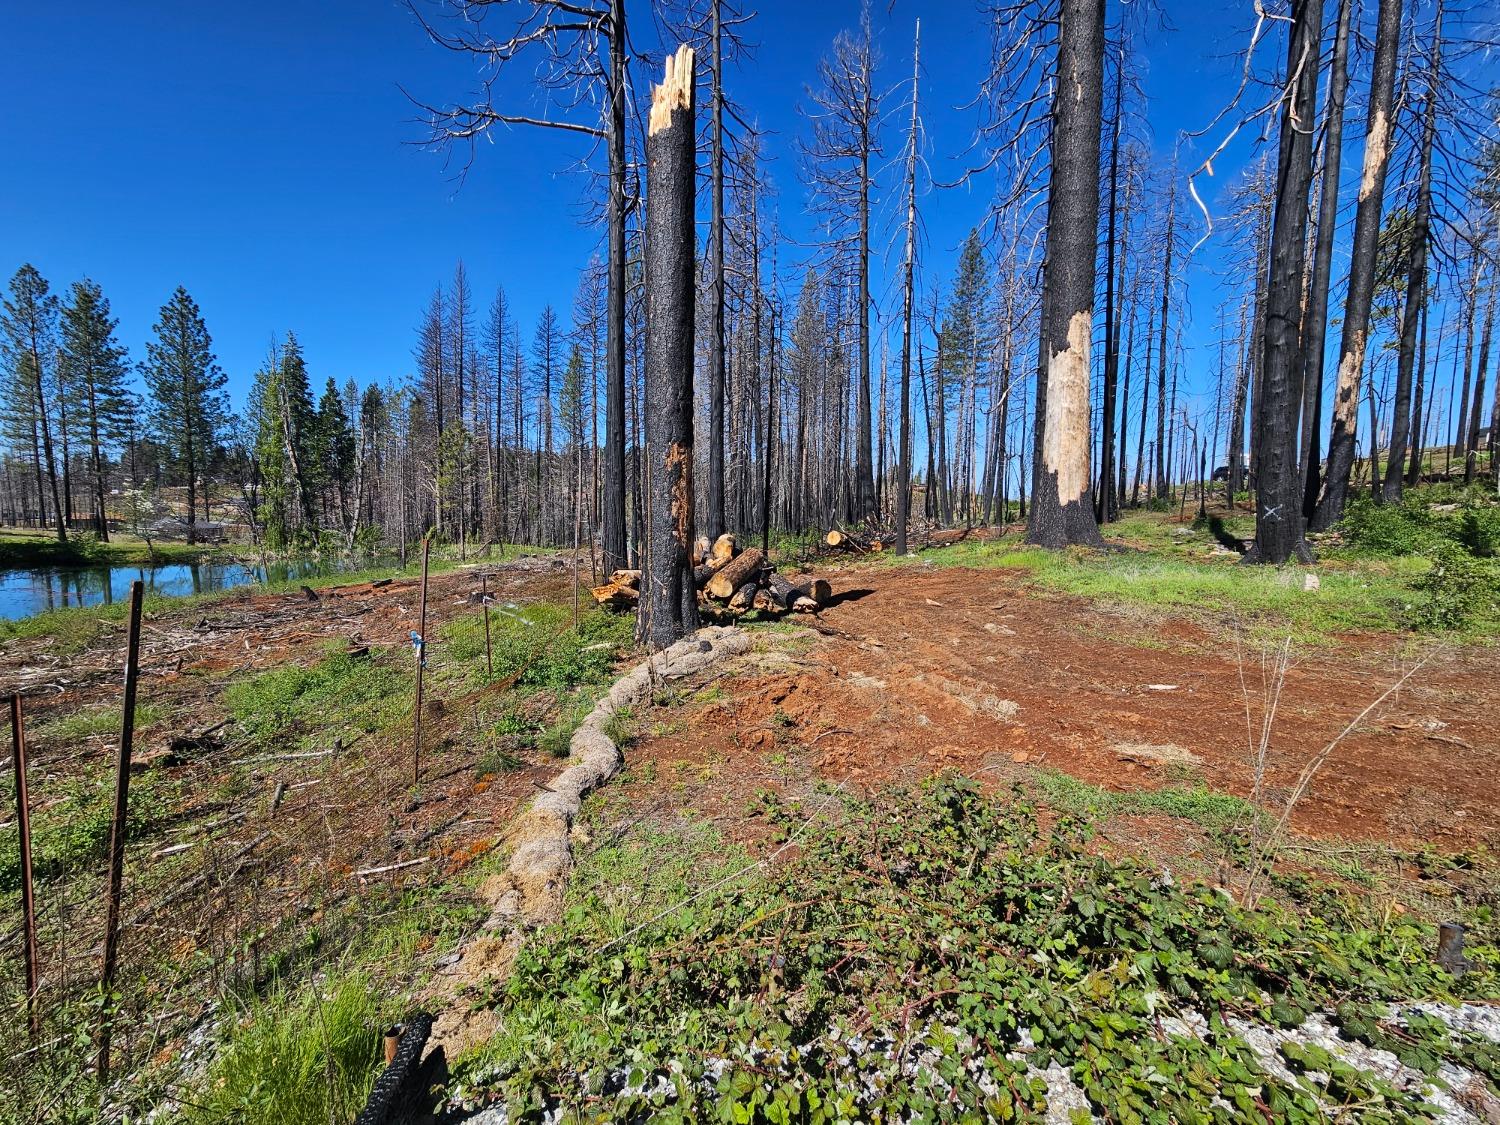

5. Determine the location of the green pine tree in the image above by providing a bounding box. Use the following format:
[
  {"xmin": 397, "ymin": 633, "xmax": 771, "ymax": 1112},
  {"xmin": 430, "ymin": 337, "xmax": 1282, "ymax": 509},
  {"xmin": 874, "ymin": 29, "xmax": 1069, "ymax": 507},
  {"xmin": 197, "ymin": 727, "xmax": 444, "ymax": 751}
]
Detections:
[
  {"xmin": 61, "ymin": 280, "xmax": 131, "ymax": 539},
  {"xmin": 1, "ymin": 264, "xmax": 67, "ymax": 540},
  {"xmin": 141, "ymin": 287, "xmax": 227, "ymax": 543}
]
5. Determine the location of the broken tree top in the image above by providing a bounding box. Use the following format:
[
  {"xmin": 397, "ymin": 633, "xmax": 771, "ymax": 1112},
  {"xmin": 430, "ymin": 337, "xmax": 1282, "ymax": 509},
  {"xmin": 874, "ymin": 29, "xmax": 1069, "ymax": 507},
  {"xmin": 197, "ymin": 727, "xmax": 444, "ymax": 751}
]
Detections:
[{"xmin": 649, "ymin": 44, "xmax": 695, "ymax": 135}]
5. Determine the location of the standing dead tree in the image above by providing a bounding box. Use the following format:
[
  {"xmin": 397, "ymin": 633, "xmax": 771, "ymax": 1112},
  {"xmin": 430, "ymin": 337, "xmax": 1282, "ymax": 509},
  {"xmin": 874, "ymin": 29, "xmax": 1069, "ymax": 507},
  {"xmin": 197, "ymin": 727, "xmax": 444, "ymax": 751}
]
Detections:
[
  {"xmin": 894, "ymin": 18, "xmax": 921, "ymax": 555},
  {"xmin": 1312, "ymin": 0, "xmax": 1404, "ymax": 529},
  {"xmin": 1246, "ymin": 0, "xmax": 1323, "ymax": 565},
  {"xmin": 639, "ymin": 46, "xmax": 700, "ymax": 649},
  {"xmin": 799, "ymin": 2, "xmax": 881, "ymax": 525},
  {"xmin": 1298, "ymin": 0, "xmax": 1352, "ymax": 518},
  {"xmin": 1027, "ymin": 0, "xmax": 1107, "ymax": 549},
  {"xmin": 407, "ymin": 0, "xmax": 631, "ymax": 573}
]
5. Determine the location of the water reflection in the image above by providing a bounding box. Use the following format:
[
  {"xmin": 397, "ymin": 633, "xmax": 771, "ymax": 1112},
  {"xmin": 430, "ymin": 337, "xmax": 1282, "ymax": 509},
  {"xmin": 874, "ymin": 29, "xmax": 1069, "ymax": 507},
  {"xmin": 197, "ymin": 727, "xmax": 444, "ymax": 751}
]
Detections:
[{"xmin": 0, "ymin": 557, "xmax": 400, "ymax": 622}]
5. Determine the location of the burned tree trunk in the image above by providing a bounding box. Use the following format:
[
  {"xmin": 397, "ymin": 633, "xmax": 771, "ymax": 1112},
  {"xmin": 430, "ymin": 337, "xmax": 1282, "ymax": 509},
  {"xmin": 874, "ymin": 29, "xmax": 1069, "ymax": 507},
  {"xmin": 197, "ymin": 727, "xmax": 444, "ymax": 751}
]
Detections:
[
  {"xmin": 1246, "ymin": 0, "xmax": 1323, "ymax": 565},
  {"xmin": 1299, "ymin": 0, "xmax": 1351, "ymax": 518},
  {"xmin": 1313, "ymin": 0, "xmax": 1403, "ymax": 529},
  {"xmin": 1027, "ymin": 0, "xmax": 1106, "ymax": 549},
  {"xmin": 1381, "ymin": 0, "xmax": 1441, "ymax": 503},
  {"xmin": 638, "ymin": 46, "xmax": 700, "ymax": 649},
  {"xmin": 706, "ymin": 0, "xmax": 726, "ymax": 539},
  {"xmin": 894, "ymin": 19, "xmax": 920, "ymax": 555}
]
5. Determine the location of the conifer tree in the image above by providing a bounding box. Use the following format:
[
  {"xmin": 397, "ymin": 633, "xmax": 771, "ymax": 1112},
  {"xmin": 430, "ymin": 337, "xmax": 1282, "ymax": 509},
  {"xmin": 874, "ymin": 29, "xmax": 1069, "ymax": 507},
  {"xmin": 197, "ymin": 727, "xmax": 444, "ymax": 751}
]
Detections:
[
  {"xmin": 141, "ymin": 287, "xmax": 227, "ymax": 543},
  {"xmin": 60, "ymin": 280, "xmax": 131, "ymax": 538},
  {"xmin": 1, "ymin": 264, "xmax": 66, "ymax": 540}
]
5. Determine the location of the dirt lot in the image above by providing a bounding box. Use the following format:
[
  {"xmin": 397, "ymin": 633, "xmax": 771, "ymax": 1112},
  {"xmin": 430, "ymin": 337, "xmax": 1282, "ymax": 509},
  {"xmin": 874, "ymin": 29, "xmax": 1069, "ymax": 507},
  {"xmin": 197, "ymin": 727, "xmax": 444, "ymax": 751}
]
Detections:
[{"xmin": 627, "ymin": 562, "xmax": 1498, "ymax": 852}]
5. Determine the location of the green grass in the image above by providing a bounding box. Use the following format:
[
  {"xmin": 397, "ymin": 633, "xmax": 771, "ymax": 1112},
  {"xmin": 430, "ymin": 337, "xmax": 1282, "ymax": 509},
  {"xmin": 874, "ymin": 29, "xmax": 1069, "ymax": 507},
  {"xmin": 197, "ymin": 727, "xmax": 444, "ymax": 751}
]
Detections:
[
  {"xmin": 225, "ymin": 644, "xmax": 411, "ymax": 751},
  {"xmin": 0, "ymin": 768, "xmax": 169, "ymax": 893},
  {"xmin": 1029, "ymin": 767, "xmax": 1266, "ymax": 834},
  {"xmin": 906, "ymin": 537, "xmax": 1414, "ymax": 641},
  {"xmin": 0, "ymin": 527, "xmax": 234, "ymax": 568},
  {"xmin": 438, "ymin": 601, "xmax": 632, "ymax": 691},
  {"xmin": 181, "ymin": 973, "xmax": 389, "ymax": 1125},
  {"xmin": 0, "ymin": 588, "xmax": 178, "ymax": 651},
  {"xmin": 34, "ymin": 699, "xmax": 164, "ymax": 742}
]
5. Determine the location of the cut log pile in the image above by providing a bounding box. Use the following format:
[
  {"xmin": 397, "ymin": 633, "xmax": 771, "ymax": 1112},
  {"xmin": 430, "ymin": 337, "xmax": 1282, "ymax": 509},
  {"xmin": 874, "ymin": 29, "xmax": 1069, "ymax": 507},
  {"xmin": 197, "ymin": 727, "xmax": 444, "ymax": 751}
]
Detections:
[
  {"xmin": 590, "ymin": 533, "xmax": 831, "ymax": 616},
  {"xmin": 823, "ymin": 520, "xmax": 1012, "ymax": 555}
]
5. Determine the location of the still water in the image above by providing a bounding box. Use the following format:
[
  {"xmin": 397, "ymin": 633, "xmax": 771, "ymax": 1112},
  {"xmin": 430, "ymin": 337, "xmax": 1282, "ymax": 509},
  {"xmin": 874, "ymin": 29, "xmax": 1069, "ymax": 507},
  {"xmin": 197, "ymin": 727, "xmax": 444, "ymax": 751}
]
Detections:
[{"xmin": 0, "ymin": 557, "xmax": 397, "ymax": 622}]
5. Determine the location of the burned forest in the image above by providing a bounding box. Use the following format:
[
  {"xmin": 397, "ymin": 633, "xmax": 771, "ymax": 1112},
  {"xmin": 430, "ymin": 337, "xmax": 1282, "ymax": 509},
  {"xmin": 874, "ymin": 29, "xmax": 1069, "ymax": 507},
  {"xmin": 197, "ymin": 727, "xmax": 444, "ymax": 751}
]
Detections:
[{"xmin": 2, "ymin": 0, "xmax": 1499, "ymax": 1122}]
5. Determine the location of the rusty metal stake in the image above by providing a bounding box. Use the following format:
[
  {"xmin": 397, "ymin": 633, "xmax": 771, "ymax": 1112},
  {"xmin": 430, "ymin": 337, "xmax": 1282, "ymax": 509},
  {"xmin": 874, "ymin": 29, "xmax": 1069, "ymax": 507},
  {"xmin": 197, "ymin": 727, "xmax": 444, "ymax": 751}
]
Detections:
[
  {"xmin": 97, "ymin": 578, "xmax": 144, "ymax": 1083},
  {"xmin": 481, "ymin": 574, "xmax": 494, "ymax": 681},
  {"xmin": 412, "ymin": 537, "xmax": 431, "ymax": 786},
  {"xmin": 10, "ymin": 693, "xmax": 40, "ymax": 1041}
]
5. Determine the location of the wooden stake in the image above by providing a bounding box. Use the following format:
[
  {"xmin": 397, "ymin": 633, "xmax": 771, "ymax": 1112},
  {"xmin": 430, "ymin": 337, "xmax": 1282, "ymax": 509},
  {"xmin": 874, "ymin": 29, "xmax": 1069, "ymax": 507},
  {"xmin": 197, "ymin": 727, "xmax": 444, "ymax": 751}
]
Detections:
[
  {"xmin": 413, "ymin": 536, "xmax": 431, "ymax": 786},
  {"xmin": 97, "ymin": 578, "xmax": 144, "ymax": 1083},
  {"xmin": 9, "ymin": 693, "xmax": 39, "ymax": 1041}
]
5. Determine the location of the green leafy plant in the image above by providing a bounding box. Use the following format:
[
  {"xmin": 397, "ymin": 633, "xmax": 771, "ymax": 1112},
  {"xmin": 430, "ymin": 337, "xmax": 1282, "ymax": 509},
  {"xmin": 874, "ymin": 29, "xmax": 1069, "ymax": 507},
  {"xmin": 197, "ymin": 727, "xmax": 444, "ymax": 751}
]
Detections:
[
  {"xmin": 452, "ymin": 778, "xmax": 1495, "ymax": 1122},
  {"xmin": 1407, "ymin": 543, "xmax": 1500, "ymax": 630}
]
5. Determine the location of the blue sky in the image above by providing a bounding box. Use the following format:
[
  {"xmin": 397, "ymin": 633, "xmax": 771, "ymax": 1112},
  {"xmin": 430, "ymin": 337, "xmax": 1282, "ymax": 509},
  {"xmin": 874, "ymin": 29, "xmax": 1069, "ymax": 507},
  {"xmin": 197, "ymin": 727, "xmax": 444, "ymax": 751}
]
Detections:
[{"xmin": 2, "ymin": 0, "xmax": 1285, "ymax": 420}]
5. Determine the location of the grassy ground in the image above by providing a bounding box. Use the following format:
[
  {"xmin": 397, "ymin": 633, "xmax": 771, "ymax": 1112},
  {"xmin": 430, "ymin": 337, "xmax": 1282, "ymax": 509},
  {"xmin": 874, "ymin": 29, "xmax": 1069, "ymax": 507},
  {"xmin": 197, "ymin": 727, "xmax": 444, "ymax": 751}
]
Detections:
[
  {"xmin": 0, "ymin": 527, "xmax": 238, "ymax": 568},
  {"xmin": 889, "ymin": 493, "xmax": 1500, "ymax": 644},
  {"xmin": 0, "ymin": 570, "xmax": 634, "ymax": 1125}
]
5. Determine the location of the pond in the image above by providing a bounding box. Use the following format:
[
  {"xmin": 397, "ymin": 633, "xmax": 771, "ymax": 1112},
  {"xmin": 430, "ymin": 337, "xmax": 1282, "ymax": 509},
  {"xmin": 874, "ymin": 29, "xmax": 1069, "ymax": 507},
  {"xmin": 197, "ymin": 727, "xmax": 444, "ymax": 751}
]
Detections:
[{"xmin": 0, "ymin": 556, "xmax": 401, "ymax": 622}]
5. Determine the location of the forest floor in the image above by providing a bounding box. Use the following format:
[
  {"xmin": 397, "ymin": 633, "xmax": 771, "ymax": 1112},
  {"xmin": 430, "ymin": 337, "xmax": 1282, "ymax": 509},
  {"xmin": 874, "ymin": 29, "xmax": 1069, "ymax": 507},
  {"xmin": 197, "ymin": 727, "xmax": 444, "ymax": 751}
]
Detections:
[
  {"xmin": 4, "ymin": 502, "xmax": 1498, "ymax": 1122},
  {"xmin": 627, "ymin": 559, "xmax": 1497, "ymax": 852}
]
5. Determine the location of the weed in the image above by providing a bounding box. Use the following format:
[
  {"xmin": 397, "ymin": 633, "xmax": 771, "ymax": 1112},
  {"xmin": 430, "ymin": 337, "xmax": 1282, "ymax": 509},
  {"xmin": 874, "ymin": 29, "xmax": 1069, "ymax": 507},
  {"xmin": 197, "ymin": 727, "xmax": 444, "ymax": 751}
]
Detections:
[
  {"xmin": 34, "ymin": 700, "xmax": 163, "ymax": 742},
  {"xmin": 441, "ymin": 603, "xmax": 630, "ymax": 690},
  {"xmin": 1407, "ymin": 543, "xmax": 1500, "ymax": 631},
  {"xmin": 1030, "ymin": 768, "xmax": 1264, "ymax": 835},
  {"xmin": 182, "ymin": 973, "xmax": 389, "ymax": 1125},
  {"xmin": 225, "ymin": 645, "xmax": 409, "ymax": 751},
  {"xmin": 0, "ymin": 769, "xmax": 168, "ymax": 892},
  {"xmin": 451, "ymin": 778, "xmax": 1495, "ymax": 1122}
]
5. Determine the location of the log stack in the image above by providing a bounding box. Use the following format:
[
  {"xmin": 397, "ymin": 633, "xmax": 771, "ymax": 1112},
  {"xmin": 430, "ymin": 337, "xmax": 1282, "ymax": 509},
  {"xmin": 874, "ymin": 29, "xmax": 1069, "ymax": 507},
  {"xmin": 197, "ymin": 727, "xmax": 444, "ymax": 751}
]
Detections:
[{"xmin": 591, "ymin": 533, "xmax": 831, "ymax": 617}]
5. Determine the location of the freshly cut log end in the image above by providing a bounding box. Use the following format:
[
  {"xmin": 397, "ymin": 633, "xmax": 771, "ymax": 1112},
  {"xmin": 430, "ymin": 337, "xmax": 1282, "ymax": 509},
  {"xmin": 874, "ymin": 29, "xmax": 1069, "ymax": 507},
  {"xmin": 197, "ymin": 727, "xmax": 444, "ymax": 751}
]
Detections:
[
  {"xmin": 765, "ymin": 571, "xmax": 832, "ymax": 612},
  {"xmin": 709, "ymin": 532, "xmax": 737, "ymax": 566},
  {"xmin": 692, "ymin": 535, "xmax": 711, "ymax": 566},
  {"xmin": 591, "ymin": 582, "xmax": 639, "ymax": 611},
  {"xmin": 609, "ymin": 569, "xmax": 642, "ymax": 590},
  {"xmin": 706, "ymin": 546, "xmax": 765, "ymax": 600},
  {"xmin": 825, "ymin": 529, "xmax": 845, "ymax": 548}
]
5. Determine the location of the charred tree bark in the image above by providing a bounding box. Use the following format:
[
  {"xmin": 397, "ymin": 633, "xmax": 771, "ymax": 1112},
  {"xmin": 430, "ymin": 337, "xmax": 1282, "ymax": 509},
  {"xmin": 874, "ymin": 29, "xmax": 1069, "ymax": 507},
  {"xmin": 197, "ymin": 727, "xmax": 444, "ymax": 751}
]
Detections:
[
  {"xmin": 639, "ymin": 47, "xmax": 700, "ymax": 649},
  {"xmin": 706, "ymin": 0, "xmax": 727, "ymax": 539},
  {"xmin": 1027, "ymin": 0, "xmax": 1106, "ymax": 549},
  {"xmin": 1154, "ymin": 178, "xmax": 1176, "ymax": 502},
  {"xmin": 1312, "ymin": 0, "xmax": 1403, "ymax": 529},
  {"xmin": 1299, "ymin": 0, "xmax": 1350, "ymax": 518},
  {"xmin": 1246, "ymin": 0, "xmax": 1322, "ymax": 565},
  {"xmin": 603, "ymin": 0, "xmax": 629, "ymax": 574},
  {"xmin": 1098, "ymin": 32, "xmax": 1125, "ymax": 523},
  {"xmin": 895, "ymin": 20, "xmax": 920, "ymax": 555},
  {"xmin": 1466, "ymin": 281, "xmax": 1496, "ymax": 484},
  {"xmin": 1381, "ymin": 1, "xmax": 1441, "ymax": 503}
]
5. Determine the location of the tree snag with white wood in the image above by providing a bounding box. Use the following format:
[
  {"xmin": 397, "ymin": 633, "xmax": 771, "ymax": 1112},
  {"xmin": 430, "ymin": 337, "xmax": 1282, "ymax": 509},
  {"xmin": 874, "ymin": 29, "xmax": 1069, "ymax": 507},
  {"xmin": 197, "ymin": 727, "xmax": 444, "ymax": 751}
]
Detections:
[
  {"xmin": 1312, "ymin": 0, "xmax": 1403, "ymax": 530},
  {"xmin": 639, "ymin": 45, "xmax": 700, "ymax": 649},
  {"xmin": 1026, "ymin": 0, "xmax": 1106, "ymax": 550}
]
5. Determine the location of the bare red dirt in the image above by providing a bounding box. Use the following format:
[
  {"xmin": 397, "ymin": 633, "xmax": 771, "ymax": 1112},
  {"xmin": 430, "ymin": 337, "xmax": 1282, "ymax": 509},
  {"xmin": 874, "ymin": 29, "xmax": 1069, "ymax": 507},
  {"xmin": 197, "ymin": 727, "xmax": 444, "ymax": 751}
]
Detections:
[{"xmin": 629, "ymin": 563, "xmax": 1498, "ymax": 851}]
